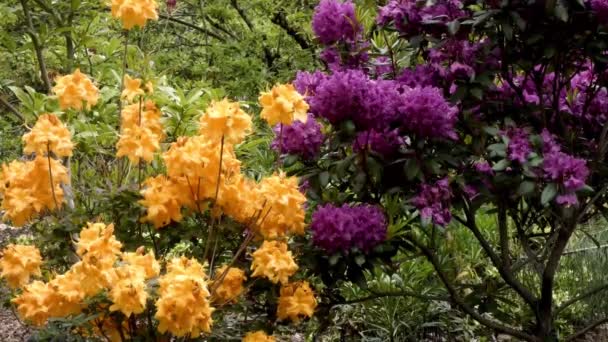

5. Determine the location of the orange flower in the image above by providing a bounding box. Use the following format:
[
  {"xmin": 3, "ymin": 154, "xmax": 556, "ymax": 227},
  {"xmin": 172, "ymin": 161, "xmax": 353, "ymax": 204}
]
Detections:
[
  {"xmin": 111, "ymin": 0, "xmax": 158, "ymax": 29},
  {"xmin": 250, "ymin": 240, "xmax": 298, "ymax": 284},
  {"xmin": 140, "ymin": 175, "xmax": 184, "ymax": 228},
  {"xmin": 212, "ymin": 265, "xmax": 247, "ymax": 303},
  {"xmin": 199, "ymin": 99, "xmax": 252, "ymax": 145},
  {"xmin": 259, "ymin": 83, "xmax": 308, "ymax": 126},
  {"xmin": 116, "ymin": 100, "xmax": 164, "ymax": 163},
  {"xmin": 0, "ymin": 244, "xmax": 42, "ymax": 288},
  {"xmin": 243, "ymin": 331, "xmax": 276, "ymax": 342},
  {"xmin": 121, "ymin": 75, "xmax": 145, "ymax": 103},
  {"xmin": 276, "ymin": 281, "xmax": 317, "ymax": 323},
  {"xmin": 52, "ymin": 69, "xmax": 99, "ymax": 110},
  {"xmin": 22, "ymin": 114, "xmax": 74, "ymax": 157}
]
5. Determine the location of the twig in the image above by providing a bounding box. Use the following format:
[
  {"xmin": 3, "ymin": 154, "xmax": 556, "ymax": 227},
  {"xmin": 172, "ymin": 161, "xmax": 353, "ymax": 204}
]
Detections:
[
  {"xmin": 555, "ymin": 283, "xmax": 608, "ymax": 317},
  {"xmin": 158, "ymin": 14, "xmax": 226, "ymax": 41},
  {"xmin": 0, "ymin": 95, "xmax": 25, "ymax": 122},
  {"xmin": 565, "ymin": 317, "xmax": 608, "ymax": 341},
  {"xmin": 19, "ymin": 0, "xmax": 52, "ymax": 93}
]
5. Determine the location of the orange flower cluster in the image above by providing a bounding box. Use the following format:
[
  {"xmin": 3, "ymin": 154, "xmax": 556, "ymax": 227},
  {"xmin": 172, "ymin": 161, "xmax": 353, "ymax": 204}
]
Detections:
[
  {"xmin": 251, "ymin": 240, "xmax": 298, "ymax": 285},
  {"xmin": 277, "ymin": 281, "xmax": 317, "ymax": 323},
  {"xmin": 116, "ymin": 99, "xmax": 164, "ymax": 163},
  {"xmin": 155, "ymin": 257, "xmax": 214, "ymax": 337},
  {"xmin": 11, "ymin": 222, "xmax": 160, "ymax": 329},
  {"xmin": 243, "ymin": 331, "xmax": 276, "ymax": 342},
  {"xmin": 0, "ymin": 244, "xmax": 42, "ymax": 289},
  {"xmin": 111, "ymin": 0, "xmax": 158, "ymax": 29},
  {"xmin": 52, "ymin": 69, "xmax": 99, "ymax": 111},
  {"xmin": 212, "ymin": 265, "xmax": 247, "ymax": 303},
  {"xmin": 259, "ymin": 83, "xmax": 309, "ymax": 126},
  {"xmin": 0, "ymin": 114, "xmax": 72, "ymax": 226}
]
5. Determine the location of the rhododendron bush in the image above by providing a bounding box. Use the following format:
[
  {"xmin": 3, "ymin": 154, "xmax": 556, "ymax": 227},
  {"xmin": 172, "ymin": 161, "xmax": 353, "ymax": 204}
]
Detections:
[{"xmin": 3, "ymin": 0, "xmax": 608, "ymax": 340}]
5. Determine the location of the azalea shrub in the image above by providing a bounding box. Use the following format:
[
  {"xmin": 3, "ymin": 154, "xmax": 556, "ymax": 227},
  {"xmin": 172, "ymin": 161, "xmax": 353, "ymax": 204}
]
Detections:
[{"xmin": 4, "ymin": 0, "xmax": 608, "ymax": 341}]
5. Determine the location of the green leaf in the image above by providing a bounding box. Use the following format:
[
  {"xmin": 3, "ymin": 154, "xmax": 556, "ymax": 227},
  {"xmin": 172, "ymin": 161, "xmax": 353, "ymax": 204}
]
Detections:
[
  {"xmin": 404, "ymin": 159, "xmax": 421, "ymax": 180},
  {"xmin": 355, "ymin": 254, "xmax": 365, "ymax": 266},
  {"xmin": 541, "ymin": 183, "xmax": 558, "ymax": 205},
  {"xmin": 517, "ymin": 181, "xmax": 536, "ymax": 196},
  {"xmin": 492, "ymin": 159, "xmax": 509, "ymax": 171},
  {"xmin": 319, "ymin": 171, "xmax": 330, "ymax": 188}
]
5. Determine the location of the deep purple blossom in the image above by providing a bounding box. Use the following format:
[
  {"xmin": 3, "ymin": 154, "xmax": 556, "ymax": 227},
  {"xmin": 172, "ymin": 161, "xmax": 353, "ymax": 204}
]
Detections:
[
  {"xmin": 311, "ymin": 203, "xmax": 387, "ymax": 253},
  {"xmin": 377, "ymin": 0, "xmax": 466, "ymax": 38},
  {"xmin": 353, "ymin": 129, "xmax": 404, "ymax": 157},
  {"xmin": 474, "ymin": 161, "xmax": 494, "ymax": 175},
  {"xmin": 397, "ymin": 64, "xmax": 445, "ymax": 88},
  {"xmin": 272, "ymin": 114, "xmax": 324, "ymax": 160},
  {"xmin": 502, "ymin": 127, "xmax": 532, "ymax": 163},
  {"xmin": 397, "ymin": 86, "xmax": 459, "ymax": 140},
  {"xmin": 412, "ymin": 178, "xmax": 453, "ymax": 226},
  {"xmin": 373, "ymin": 56, "xmax": 394, "ymax": 78},
  {"xmin": 590, "ymin": 0, "xmax": 608, "ymax": 23},
  {"xmin": 308, "ymin": 69, "xmax": 370, "ymax": 124},
  {"xmin": 293, "ymin": 71, "xmax": 327, "ymax": 98},
  {"xmin": 312, "ymin": 0, "xmax": 361, "ymax": 45},
  {"xmin": 543, "ymin": 152, "xmax": 589, "ymax": 192}
]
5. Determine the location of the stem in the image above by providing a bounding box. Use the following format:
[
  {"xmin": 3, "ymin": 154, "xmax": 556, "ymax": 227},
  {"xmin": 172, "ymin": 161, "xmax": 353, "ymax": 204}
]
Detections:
[
  {"xmin": 276, "ymin": 124, "xmax": 283, "ymax": 168},
  {"xmin": 210, "ymin": 231, "xmax": 254, "ymax": 294},
  {"xmin": 118, "ymin": 30, "xmax": 129, "ymax": 115},
  {"xmin": 19, "ymin": 0, "xmax": 52, "ymax": 93},
  {"xmin": 203, "ymin": 135, "xmax": 225, "ymax": 262},
  {"xmin": 47, "ymin": 143, "xmax": 60, "ymax": 210}
]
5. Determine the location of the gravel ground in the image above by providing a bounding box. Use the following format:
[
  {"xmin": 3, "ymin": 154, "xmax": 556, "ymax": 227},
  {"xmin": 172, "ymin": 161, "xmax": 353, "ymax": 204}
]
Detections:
[{"xmin": 0, "ymin": 223, "xmax": 32, "ymax": 342}]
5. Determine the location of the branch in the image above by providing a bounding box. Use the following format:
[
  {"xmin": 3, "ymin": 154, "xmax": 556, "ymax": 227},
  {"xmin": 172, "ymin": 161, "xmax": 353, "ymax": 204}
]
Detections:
[
  {"xmin": 407, "ymin": 235, "xmax": 535, "ymax": 341},
  {"xmin": 20, "ymin": 0, "xmax": 52, "ymax": 93},
  {"xmin": 270, "ymin": 10, "xmax": 311, "ymax": 50},
  {"xmin": 555, "ymin": 283, "xmax": 608, "ymax": 317},
  {"xmin": 0, "ymin": 95, "xmax": 25, "ymax": 122},
  {"xmin": 158, "ymin": 14, "xmax": 226, "ymax": 42},
  {"xmin": 565, "ymin": 317, "xmax": 608, "ymax": 341},
  {"xmin": 204, "ymin": 14, "xmax": 239, "ymax": 40}
]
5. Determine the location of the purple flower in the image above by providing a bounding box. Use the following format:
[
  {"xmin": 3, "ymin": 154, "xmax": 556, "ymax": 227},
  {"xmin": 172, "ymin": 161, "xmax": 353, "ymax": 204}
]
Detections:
[
  {"xmin": 540, "ymin": 129, "xmax": 561, "ymax": 154},
  {"xmin": 412, "ymin": 178, "xmax": 453, "ymax": 226},
  {"xmin": 474, "ymin": 161, "xmax": 494, "ymax": 175},
  {"xmin": 312, "ymin": 0, "xmax": 361, "ymax": 45},
  {"xmin": 272, "ymin": 114, "xmax": 324, "ymax": 160},
  {"xmin": 311, "ymin": 203, "xmax": 387, "ymax": 253},
  {"xmin": 502, "ymin": 127, "xmax": 531, "ymax": 163},
  {"xmin": 397, "ymin": 86, "xmax": 459, "ymax": 140},
  {"xmin": 590, "ymin": 0, "xmax": 608, "ymax": 24},
  {"xmin": 543, "ymin": 152, "xmax": 589, "ymax": 193},
  {"xmin": 293, "ymin": 71, "xmax": 327, "ymax": 98},
  {"xmin": 463, "ymin": 184, "xmax": 479, "ymax": 200},
  {"xmin": 373, "ymin": 56, "xmax": 394, "ymax": 78},
  {"xmin": 378, "ymin": 0, "xmax": 466, "ymax": 38},
  {"xmin": 308, "ymin": 69, "xmax": 370, "ymax": 124},
  {"xmin": 397, "ymin": 64, "xmax": 445, "ymax": 88},
  {"xmin": 556, "ymin": 193, "xmax": 579, "ymax": 207},
  {"xmin": 353, "ymin": 129, "xmax": 404, "ymax": 157}
]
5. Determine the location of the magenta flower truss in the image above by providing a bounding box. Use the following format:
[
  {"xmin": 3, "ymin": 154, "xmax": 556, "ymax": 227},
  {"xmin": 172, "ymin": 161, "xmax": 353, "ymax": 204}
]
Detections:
[
  {"xmin": 293, "ymin": 71, "xmax": 328, "ymax": 98},
  {"xmin": 312, "ymin": 0, "xmax": 361, "ymax": 45},
  {"xmin": 590, "ymin": 0, "xmax": 608, "ymax": 23},
  {"xmin": 353, "ymin": 129, "xmax": 404, "ymax": 157},
  {"xmin": 272, "ymin": 114, "xmax": 324, "ymax": 160},
  {"xmin": 542, "ymin": 151, "xmax": 589, "ymax": 206},
  {"xmin": 502, "ymin": 127, "xmax": 532, "ymax": 163},
  {"xmin": 397, "ymin": 86, "xmax": 459, "ymax": 140},
  {"xmin": 311, "ymin": 203, "xmax": 387, "ymax": 253},
  {"xmin": 397, "ymin": 64, "xmax": 444, "ymax": 88},
  {"xmin": 377, "ymin": 0, "xmax": 466, "ymax": 37},
  {"xmin": 412, "ymin": 178, "xmax": 453, "ymax": 226}
]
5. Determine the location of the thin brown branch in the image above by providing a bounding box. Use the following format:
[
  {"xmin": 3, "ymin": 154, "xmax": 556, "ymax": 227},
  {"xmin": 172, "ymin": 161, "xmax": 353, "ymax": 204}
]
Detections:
[
  {"xmin": 270, "ymin": 10, "xmax": 311, "ymax": 50},
  {"xmin": 0, "ymin": 95, "xmax": 25, "ymax": 122},
  {"xmin": 158, "ymin": 14, "xmax": 226, "ymax": 42},
  {"xmin": 336, "ymin": 290, "xmax": 448, "ymax": 305},
  {"xmin": 407, "ymin": 235, "xmax": 535, "ymax": 341},
  {"xmin": 565, "ymin": 317, "xmax": 608, "ymax": 341},
  {"xmin": 555, "ymin": 283, "xmax": 608, "ymax": 317},
  {"xmin": 19, "ymin": 0, "xmax": 52, "ymax": 93}
]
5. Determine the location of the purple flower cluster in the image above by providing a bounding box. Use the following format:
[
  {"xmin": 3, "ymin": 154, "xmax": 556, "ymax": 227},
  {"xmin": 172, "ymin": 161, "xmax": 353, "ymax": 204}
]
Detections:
[
  {"xmin": 377, "ymin": 0, "xmax": 466, "ymax": 38},
  {"xmin": 397, "ymin": 86, "xmax": 459, "ymax": 140},
  {"xmin": 353, "ymin": 129, "xmax": 404, "ymax": 157},
  {"xmin": 272, "ymin": 114, "xmax": 324, "ymax": 160},
  {"xmin": 311, "ymin": 203, "xmax": 387, "ymax": 253},
  {"xmin": 293, "ymin": 71, "xmax": 327, "ymax": 98},
  {"xmin": 308, "ymin": 69, "xmax": 369, "ymax": 124},
  {"xmin": 502, "ymin": 127, "xmax": 531, "ymax": 163},
  {"xmin": 397, "ymin": 64, "xmax": 444, "ymax": 88},
  {"xmin": 542, "ymin": 151, "xmax": 589, "ymax": 206},
  {"xmin": 412, "ymin": 178, "xmax": 453, "ymax": 226},
  {"xmin": 590, "ymin": 0, "xmax": 608, "ymax": 23},
  {"xmin": 312, "ymin": 0, "xmax": 361, "ymax": 45}
]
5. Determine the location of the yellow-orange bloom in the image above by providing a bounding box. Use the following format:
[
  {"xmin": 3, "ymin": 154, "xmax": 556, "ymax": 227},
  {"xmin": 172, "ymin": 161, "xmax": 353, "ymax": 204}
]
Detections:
[
  {"xmin": 109, "ymin": 265, "xmax": 147, "ymax": 317},
  {"xmin": 198, "ymin": 99, "xmax": 252, "ymax": 145},
  {"xmin": 121, "ymin": 247, "xmax": 160, "ymax": 279},
  {"xmin": 276, "ymin": 281, "xmax": 317, "ymax": 323},
  {"xmin": 22, "ymin": 114, "xmax": 74, "ymax": 157},
  {"xmin": 243, "ymin": 331, "xmax": 276, "ymax": 342},
  {"xmin": 0, "ymin": 244, "xmax": 42, "ymax": 288},
  {"xmin": 111, "ymin": 0, "xmax": 158, "ymax": 29},
  {"xmin": 212, "ymin": 265, "xmax": 247, "ymax": 303},
  {"xmin": 140, "ymin": 175, "xmax": 184, "ymax": 228},
  {"xmin": 12, "ymin": 281, "xmax": 56, "ymax": 326},
  {"xmin": 155, "ymin": 257, "xmax": 214, "ymax": 337},
  {"xmin": 52, "ymin": 69, "xmax": 99, "ymax": 110},
  {"xmin": 0, "ymin": 156, "xmax": 69, "ymax": 226},
  {"xmin": 250, "ymin": 241, "xmax": 298, "ymax": 285},
  {"xmin": 121, "ymin": 75, "xmax": 145, "ymax": 103},
  {"xmin": 255, "ymin": 173, "xmax": 307, "ymax": 239},
  {"xmin": 259, "ymin": 84, "xmax": 308, "ymax": 126},
  {"xmin": 116, "ymin": 100, "xmax": 164, "ymax": 164},
  {"xmin": 76, "ymin": 222, "xmax": 122, "ymax": 268}
]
